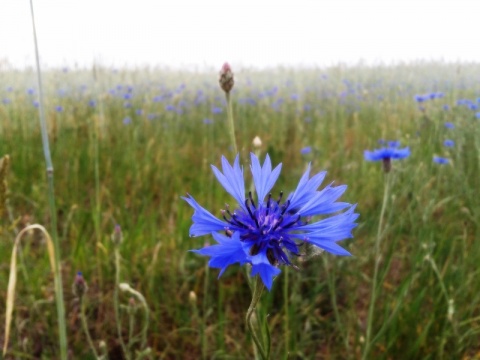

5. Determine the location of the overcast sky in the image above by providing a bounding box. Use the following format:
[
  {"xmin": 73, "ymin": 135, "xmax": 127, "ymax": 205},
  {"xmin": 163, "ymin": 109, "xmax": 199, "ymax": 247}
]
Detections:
[{"xmin": 1, "ymin": 0, "xmax": 479, "ymax": 70}]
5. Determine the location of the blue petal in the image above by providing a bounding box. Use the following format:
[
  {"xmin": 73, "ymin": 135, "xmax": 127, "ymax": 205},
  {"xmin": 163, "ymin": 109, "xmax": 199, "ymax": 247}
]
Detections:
[
  {"xmin": 182, "ymin": 195, "xmax": 226, "ymax": 236},
  {"xmin": 297, "ymin": 184, "xmax": 349, "ymax": 216},
  {"xmin": 306, "ymin": 241, "xmax": 352, "ymax": 256},
  {"xmin": 293, "ymin": 206, "xmax": 359, "ymax": 248},
  {"xmin": 250, "ymin": 153, "xmax": 282, "ymax": 203},
  {"xmin": 211, "ymin": 155, "xmax": 246, "ymax": 210},
  {"xmin": 250, "ymin": 250, "xmax": 281, "ymax": 291},
  {"xmin": 288, "ymin": 165, "xmax": 327, "ymax": 211},
  {"xmin": 191, "ymin": 232, "xmax": 248, "ymax": 277}
]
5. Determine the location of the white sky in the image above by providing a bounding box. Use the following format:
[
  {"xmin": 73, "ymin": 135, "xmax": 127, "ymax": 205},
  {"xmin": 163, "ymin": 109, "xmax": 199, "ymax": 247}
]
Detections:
[{"xmin": 1, "ymin": 0, "xmax": 479, "ymax": 70}]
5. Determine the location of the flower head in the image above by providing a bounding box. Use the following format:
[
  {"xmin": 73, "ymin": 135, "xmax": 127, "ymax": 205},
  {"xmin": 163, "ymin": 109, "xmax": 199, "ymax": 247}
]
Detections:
[
  {"xmin": 433, "ymin": 156, "xmax": 449, "ymax": 165},
  {"xmin": 183, "ymin": 154, "xmax": 358, "ymax": 290},
  {"xmin": 364, "ymin": 141, "xmax": 410, "ymax": 172},
  {"xmin": 219, "ymin": 62, "xmax": 234, "ymax": 94},
  {"xmin": 443, "ymin": 139, "xmax": 455, "ymax": 147}
]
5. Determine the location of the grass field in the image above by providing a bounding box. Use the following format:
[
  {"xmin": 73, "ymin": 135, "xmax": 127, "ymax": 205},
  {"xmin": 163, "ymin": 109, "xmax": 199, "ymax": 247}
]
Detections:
[{"xmin": 1, "ymin": 62, "xmax": 480, "ymax": 359}]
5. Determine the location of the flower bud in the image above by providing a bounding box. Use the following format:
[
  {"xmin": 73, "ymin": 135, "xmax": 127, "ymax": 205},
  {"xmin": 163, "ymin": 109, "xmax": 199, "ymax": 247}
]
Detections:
[
  {"xmin": 188, "ymin": 291, "xmax": 197, "ymax": 305},
  {"xmin": 219, "ymin": 62, "xmax": 234, "ymax": 94},
  {"xmin": 72, "ymin": 271, "xmax": 88, "ymax": 299},
  {"xmin": 111, "ymin": 224, "xmax": 123, "ymax": 245},
  {"xmin": 252, "ymin": 136, "xmax": 262, "ymax": 149}
]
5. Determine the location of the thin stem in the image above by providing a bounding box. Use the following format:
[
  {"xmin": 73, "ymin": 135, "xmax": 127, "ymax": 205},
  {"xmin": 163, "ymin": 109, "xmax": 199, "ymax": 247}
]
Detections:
[
  {"xmin": 225, "ymin": 92, "xmax": 238, "ymax": 154},
  {"xmin": 80, "ymin": 298, "xmax": 100, "ymax": 359},
  {"xmin": 363, "ymin": 172, "xmax": 391, "ymax": 360},
  {"xmin": 246, "ymin": 275, "xmax": 268, "ymax": 360},
  {"xmin": 283, "ymin": 267, "xmax": 289, "ymax": 358},
  {"xmin": 114, "ymin": 247, "xmax": 129, "ymax": 359},
  {"xmin": 29, "ymin": 1, "xmax": 67, "ymax": 358}
]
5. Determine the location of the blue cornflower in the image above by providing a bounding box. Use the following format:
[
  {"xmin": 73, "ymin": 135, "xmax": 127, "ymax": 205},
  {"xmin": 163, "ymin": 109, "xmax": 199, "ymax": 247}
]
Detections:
[
  {"xmin": 183, "ymin": 154, "xmax": 358, "ymax": 290},
  {"xmin": 300, "ymin": 146, "xmax": 312, "ymax": 155},
  {"xmin": 476, "ymin": 112, "xmax": 480, "ymax": 120},
  {"xmin": 443, "ymin": 139, "xmax": 455, "ymax": 147},
  {"xmin": 433, "ymin": 156, "xmax": 449, "ymax": 165},
  {"xmin": 364, "ymin": 141, "xmax": 410, "ymax": 172},
  {"xmin": 445, "ymin": 122, "xmax": 455, "ymax": 129},
  {"xmin": 55, "ymin": 105, "xmax": 63, "ymax": 113}
]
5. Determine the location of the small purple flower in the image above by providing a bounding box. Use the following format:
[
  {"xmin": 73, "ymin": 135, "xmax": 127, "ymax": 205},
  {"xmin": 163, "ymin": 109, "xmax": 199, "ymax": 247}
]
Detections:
[
  {"xmin": 123, "ymin": 116, "xmax": 132, "ymax": 125},
  {"xmin": 33, "ymin": 101, "xmax": 39, "ymax": 108},
  {"xmin": 27, "ymin": 88, "xmax": 35, "ymax": 95},
  {"xmin": 55, "ymin": 105, "xmax": 63, "ymax": 113},
  {"xmin": 433, "ymin": 156, "xmax": 449, "ymax": 165},
  {"xmin": 443, "ymin": 140, "xmax": 454, "ymax": 147},
  {"xmin": 300, "ymin": 146, "xmax": 312, "ymax": 155},
  {"xmin": 203, "ymin": 118, "xmax": 213, "ymax": 124},
  {"xmin": 183, "ymin": 154, "xmax": 358, "ymax": 290},
  {"xmin": 165, "ymin": 104, "xmax": 176, "ymax": 112},
  {"xmin": 443, "ymin": 105, "xmax": 450, "ymax": 111},
  {"xmin": 2, "ymin": 98, "xmax": 11, "ymax": 105},
  {"xmin": 364, "ymin": 141, "xmax": 410, "ymax": 172},
  {"xmin": 476, "ymin": 112, "xmax": 480, "ymax": 120},
  {"xmin": 88, "ymin": 100, "xmax": 96, "ymax": 107},
  {"xmin": 414, "ymin": 94, "xmax": 426, "ymax": 103},
  {"xmin": 135, "ymin": 109, "xmax": 143, "ymax": 116},
  {"xmin": 445, "ymin": 122, "xmax": 455, "ymax": 129},
  {"xmin": 211, "ymin": 106, "xmax": 223, "ymax": 114},
  {"xmin": 124, "ymin": 102, "xmax": 132, "ymax": 108}
]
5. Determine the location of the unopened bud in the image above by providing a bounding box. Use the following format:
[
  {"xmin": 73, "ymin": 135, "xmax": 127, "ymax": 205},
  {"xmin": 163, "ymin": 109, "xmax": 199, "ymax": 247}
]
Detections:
[
  {"xmin": 188, "ymin": 291, "xmax": 197, "ymax": 305},
  {"xmin": 72, "ymin": 271, "xmax": 88, "ymax": 299},
  {"xmin": 219, "ymin": 62, "xmax": 234, "ymax": 94},
  {"xmin": 252, "ymin": 136, "xmax": 262, "ymax": 149},
  {"xmin": 111, "ymin": 224, "xmax": 123, "ymax": 245},
  {"xmin": 119, "ymin": 282, "xmax": 131, "ymax": 292}
]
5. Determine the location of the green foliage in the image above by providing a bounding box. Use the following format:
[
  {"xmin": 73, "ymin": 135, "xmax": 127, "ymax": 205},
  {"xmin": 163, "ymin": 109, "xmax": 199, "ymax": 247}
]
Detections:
[{"xmin": 1, "ymin": 62, "xmax": 480, "ymax": 359}]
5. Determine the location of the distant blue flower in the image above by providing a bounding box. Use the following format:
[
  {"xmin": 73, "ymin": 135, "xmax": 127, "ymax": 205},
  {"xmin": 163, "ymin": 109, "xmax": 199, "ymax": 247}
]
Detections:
[
  {"xmin": 469, "ymin": 104, "xmax": 478, "ymax": 111},
  {"xmin": 27, "ymin": 88, "xmax": 35, "ymax": 95},
  {"xmin": 433, "ymin": 156, "xmax": 449, "ymax": 165},
  {"xmin": 443, "ymin": 104, "xmax": 450, "ymax": 111},
  {"xmin": 6, "ymin": 86, "xmax": 13, "ymax": 92},
  {"xmin": 147, "ymin": 113, "xmax": 157, "ymax": 121},
  {"xmin": 123, "ymin": 93, "xmax": 133, "ymax": 100},
  {"xmin": 124, "ymin": 102, "xmax": 132, "ymax": 108},
  {"xmin": 364, "ymin": 141, "xmax": 410, "ymax": 172},
  {"xmin": 165, "ymin": 104, "xmax": 176, "ymax": 112},
  {"xmin": 88, "ymin": 100, "xmax": 96, "ymax": 107},
  {"xmin": 414, "ymin": 94, "xmax": 426, "ymax": 103},
  {"xmin": 135, "ymin": 109, "xmax": 143, "ymax": 116},
  {"xmin": 123, "ymin": 116, "xmax": 132, "ymax": 125},
  {"xmin": 445, "ymin": 122, "xmax": 455, "ymax": 129},
  {"xmin": 2, "ymin": 98, "xmax": 11, "ymax": 105},
  {"xmin": 443, "ymin": 139, "xmax": 454, "ymax": 147},
  {"xmin": 184, "ymin": 154, "xmax": 358, "ymax": 290},
  {"xmin": 300, "ymin": 146, "xmax": 312, "ymax": 155},
  {"xmin": 55, "ymin": 105, "xmax": 63, "ymax": 113},
  {"xmin": 203, "ymin": 118, "xmax": 213, "ymax": 124},
  {"xmin": 364, "ymin": 142, "xmax": 410, "ymax": 162},
  {"xmin": 476, "ymin": 112, "xmax": 480, "ymax": 119},
  {"xmin": 211, "ymin": 106, "xmax": 223, "ymax": 114},
  {"xmin": 290, "ymin": 93, "xmax": 300, "ymax": 101},
  {"xmin": 33, "ymin": 101, "xmax": 39, "ymax": 108}
]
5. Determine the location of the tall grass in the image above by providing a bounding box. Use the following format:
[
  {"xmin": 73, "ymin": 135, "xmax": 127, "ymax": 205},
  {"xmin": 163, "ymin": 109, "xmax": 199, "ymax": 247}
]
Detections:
[{"xmin": 0, "ymin": 62, "xmax": 479, "ymax": 358}]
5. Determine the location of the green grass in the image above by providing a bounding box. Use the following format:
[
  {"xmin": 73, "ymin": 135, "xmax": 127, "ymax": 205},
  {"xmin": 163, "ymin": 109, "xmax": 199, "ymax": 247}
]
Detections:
[{"xmin": 1, "ymin": 62, "xmax": 480, "ymax": 359}]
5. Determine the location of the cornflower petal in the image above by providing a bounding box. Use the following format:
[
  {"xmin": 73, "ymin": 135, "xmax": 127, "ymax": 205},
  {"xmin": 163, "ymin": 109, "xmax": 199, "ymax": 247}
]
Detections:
[
  {"xmin": 288, "ymin": 165, "xmax": 327, "ymax": 211},
  {"xmin": 191, "ymin": 232, "xmax": 248, "ymax": 277},
  {"xmin": 211, "ymin": 155, "xmax": 246, "ymax": 210},
  {"xmin": 297, "ymin": 184, "xmax": 349, "ymax": 216},
  {"xmin": 250, "ymin": 153, "xmax": 282, "ymax": 202},
  {"xmin": 182, "ymin": 195, "xmax": 226, "ymax": 236},
  {"xmin": 250, "ymin": 251, "xmax": 281, "ymax": 291}
]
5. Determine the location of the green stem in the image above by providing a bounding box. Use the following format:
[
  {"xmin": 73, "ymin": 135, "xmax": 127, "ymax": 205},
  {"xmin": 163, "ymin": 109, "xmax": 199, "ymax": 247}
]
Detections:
[
  {"xmin": 29, "ymin": 1, "xmax": 67, "ymax": 358},
  {"xmin": 80, "ymin": 298, "xmax": 100, "ymax": 359},
  {"xmin": 246, "ymin": 276, "xmax": 268, "ymax": 360},
  {"xmin": 114, "ymin": 247, "xmax": 129, "ymax": 358},
  {"xmin": 363, "ymin": 172, "xmax": 391, "ymax": 360},
  {"xmin": 225, "ymin": 92, "xmax": 238, "ymax": 154}
]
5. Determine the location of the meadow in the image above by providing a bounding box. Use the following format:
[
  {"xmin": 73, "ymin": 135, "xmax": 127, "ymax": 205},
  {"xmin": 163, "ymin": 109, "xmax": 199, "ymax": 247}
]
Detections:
[{"xmin": 1, "ymin": 62, "xmax": 480, "ymax": 359}]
